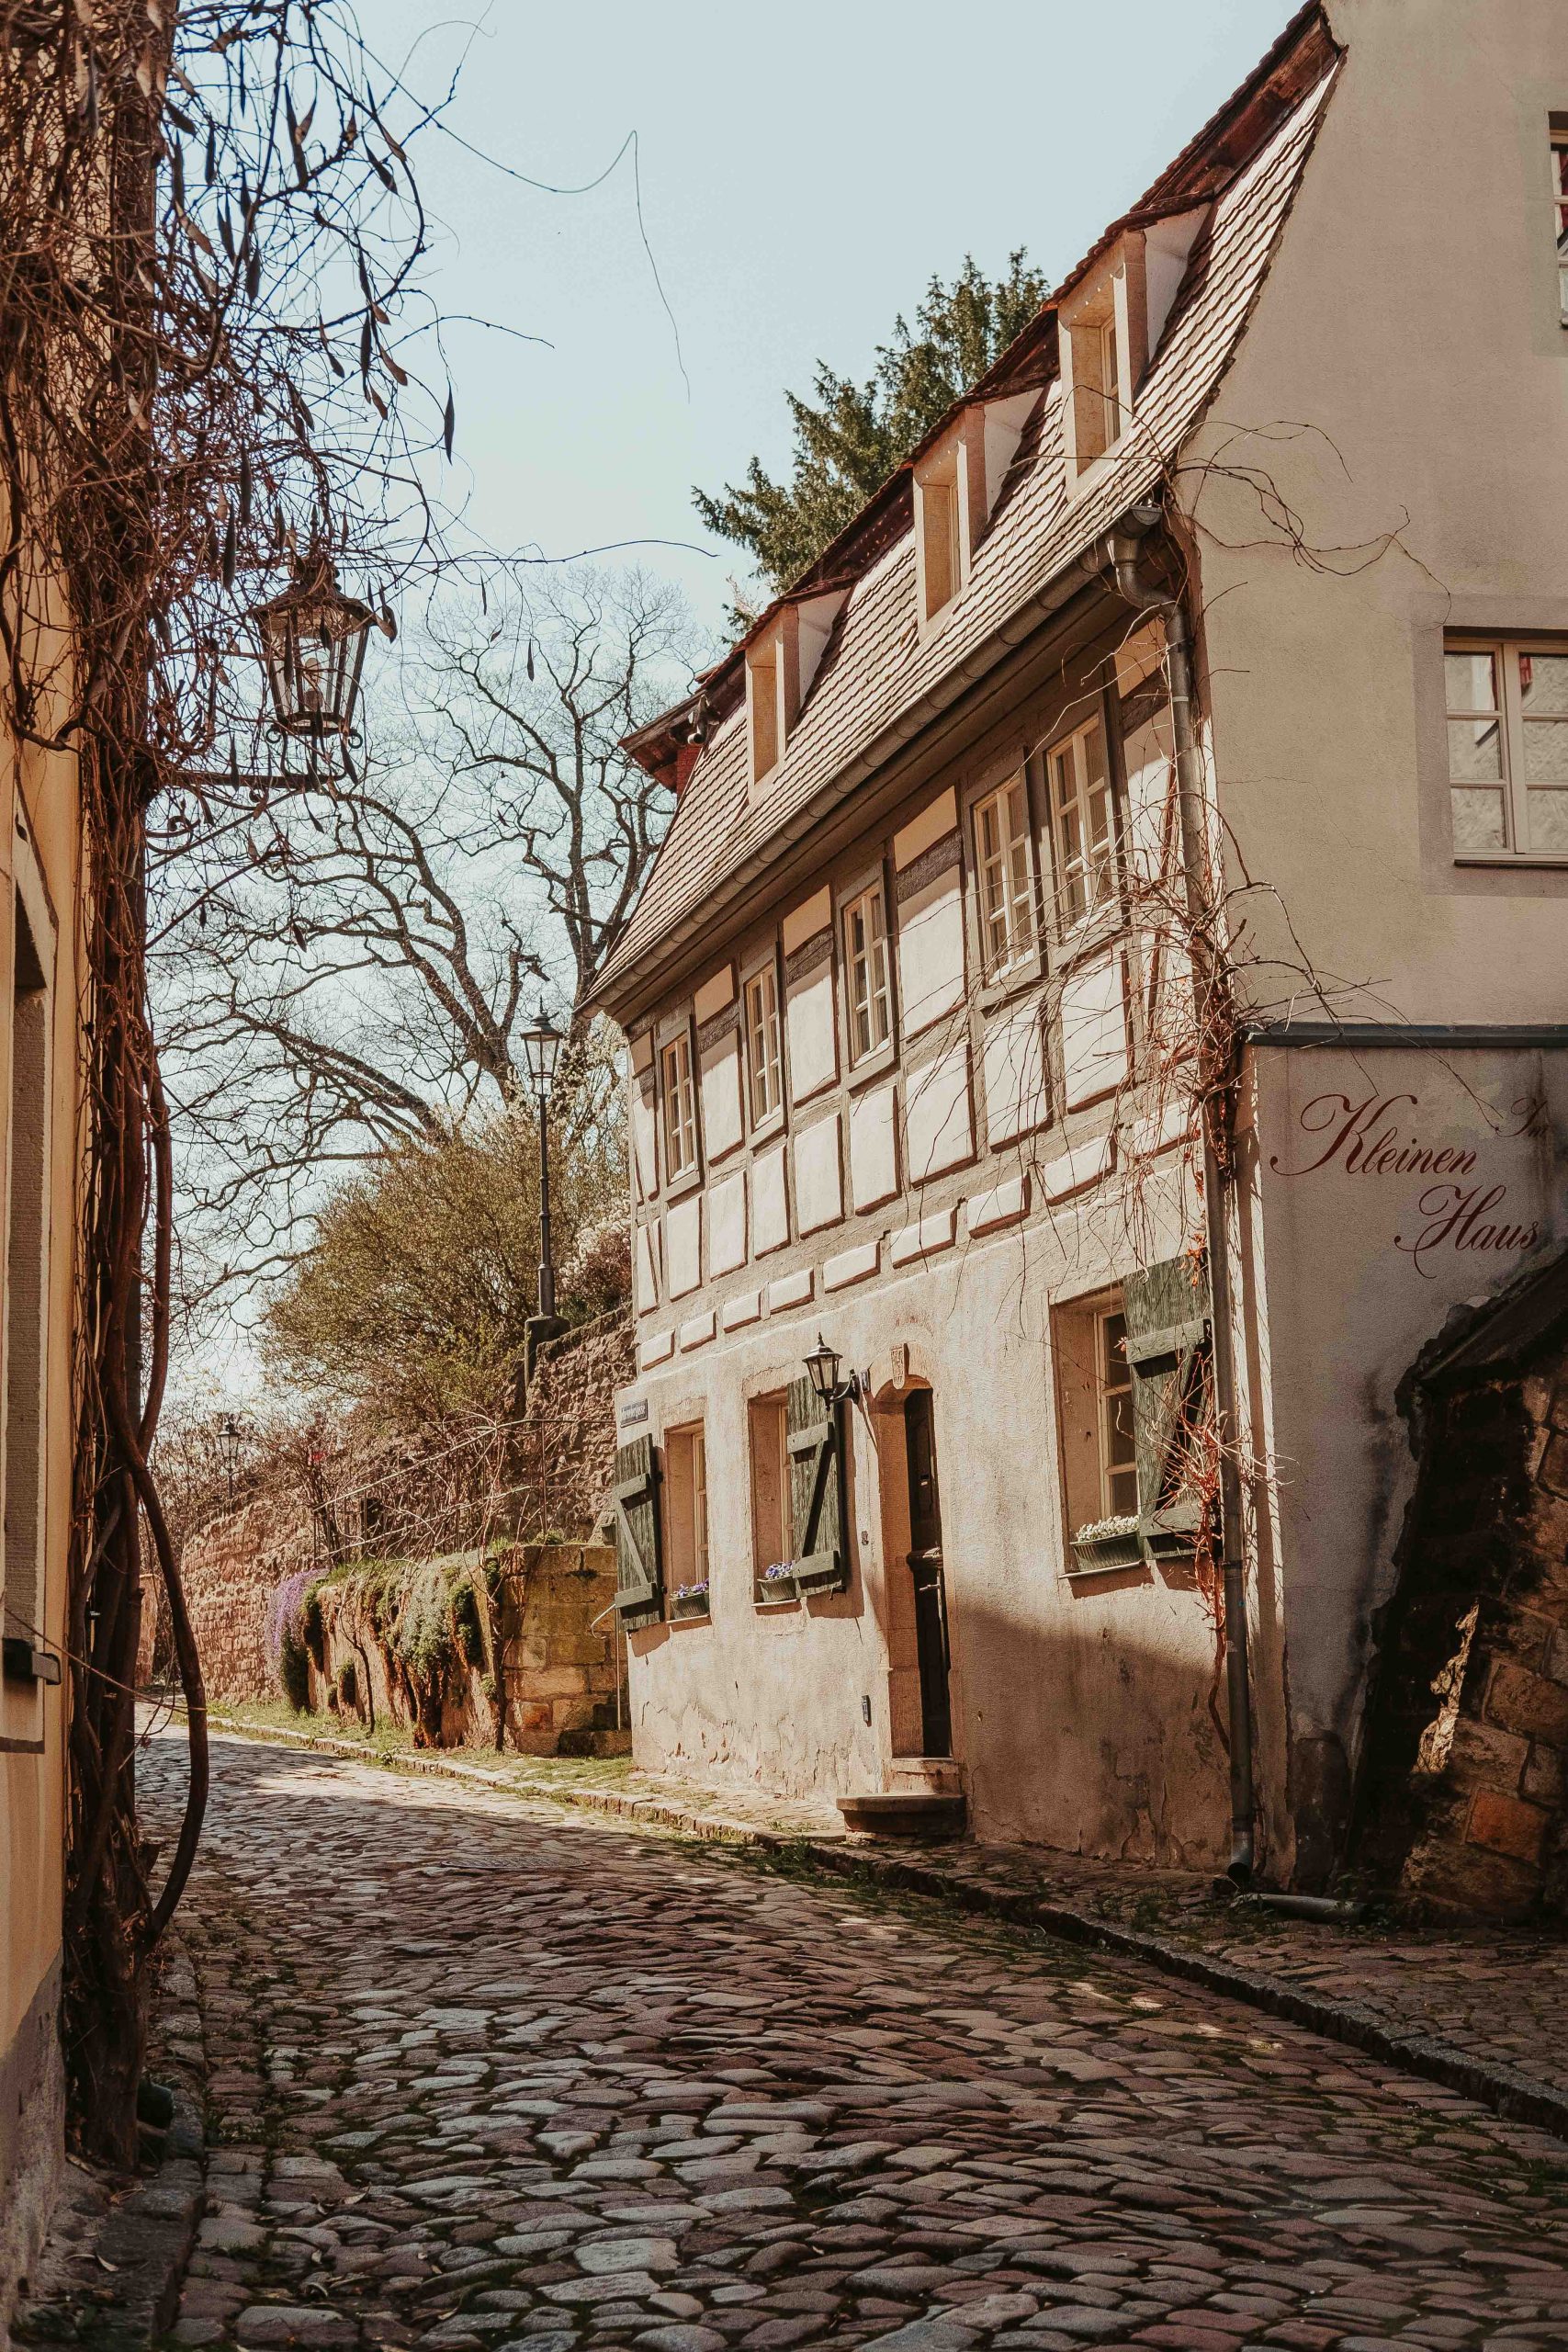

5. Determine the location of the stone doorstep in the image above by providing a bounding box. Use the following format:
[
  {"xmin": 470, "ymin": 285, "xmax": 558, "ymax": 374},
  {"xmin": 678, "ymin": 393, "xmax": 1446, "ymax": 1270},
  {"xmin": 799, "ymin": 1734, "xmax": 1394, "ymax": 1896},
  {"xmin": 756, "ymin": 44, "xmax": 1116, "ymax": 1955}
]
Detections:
[{"xmin": 197, "ymin": 1711, "xmax": 1568, "ymax": 2149}]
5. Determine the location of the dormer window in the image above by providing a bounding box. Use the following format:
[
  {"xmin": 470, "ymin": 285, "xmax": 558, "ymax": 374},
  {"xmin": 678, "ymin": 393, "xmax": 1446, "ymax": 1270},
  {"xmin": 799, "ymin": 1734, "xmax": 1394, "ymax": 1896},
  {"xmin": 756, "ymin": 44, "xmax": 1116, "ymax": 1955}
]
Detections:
[
  {"xmin": 745, "ymin": 589, "xmax": 847, "ymax": 798},
  {"xmin": 747, "ymin": 637, "xmax": 780, "ymax": 785},
  {"xmin": 1061, "ymin": 259, "xmax": 1133, "ymax": 481},
  {"xmin": 913, "ymin": 395, "xmax": 1038, "ymax": 630},
  {"xmin": 1058, "ymin": 210, "xmax": 1207, "ymax": 490},
  {"xmin": 916, "ymin": 447, "xmax": 964, "ymax": 621}
]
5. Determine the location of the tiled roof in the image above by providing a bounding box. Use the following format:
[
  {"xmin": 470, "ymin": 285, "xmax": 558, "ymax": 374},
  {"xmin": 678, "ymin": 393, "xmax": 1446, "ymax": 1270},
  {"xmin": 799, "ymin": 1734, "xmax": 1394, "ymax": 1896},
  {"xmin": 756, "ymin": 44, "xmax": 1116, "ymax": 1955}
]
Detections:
[{"xmin": 588, "ymin": 46, "xmax": 1339, "ymax": 1019}]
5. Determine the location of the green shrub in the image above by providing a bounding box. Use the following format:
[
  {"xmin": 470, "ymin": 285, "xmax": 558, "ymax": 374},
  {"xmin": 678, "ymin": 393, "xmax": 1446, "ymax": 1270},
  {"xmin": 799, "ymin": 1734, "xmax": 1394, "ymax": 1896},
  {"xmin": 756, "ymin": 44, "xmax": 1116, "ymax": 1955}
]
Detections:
[
  {"xmin": 453, "ymin": 1578, "xmax": 485, "ymax": 1668},
  {"xmin": 278, "ymin": 1625, "xmax": 310, "ymax": 1713}
]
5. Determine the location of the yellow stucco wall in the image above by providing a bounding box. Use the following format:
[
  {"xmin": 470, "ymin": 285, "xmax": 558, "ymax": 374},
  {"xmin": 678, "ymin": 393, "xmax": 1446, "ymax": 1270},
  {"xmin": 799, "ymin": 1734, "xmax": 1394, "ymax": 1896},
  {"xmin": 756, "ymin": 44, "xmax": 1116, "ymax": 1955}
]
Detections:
[{"xmin": 1, "ymin": 688, "xmax": 83, "ymax": 2301}]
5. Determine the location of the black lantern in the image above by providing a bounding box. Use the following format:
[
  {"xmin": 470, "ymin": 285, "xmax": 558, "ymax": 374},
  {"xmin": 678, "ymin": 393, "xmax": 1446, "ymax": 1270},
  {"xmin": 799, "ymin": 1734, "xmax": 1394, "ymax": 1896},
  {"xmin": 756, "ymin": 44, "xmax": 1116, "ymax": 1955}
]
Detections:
[
  {"xmin": 805, "ymin": 1333, "xmax": 842, "ymax": 1405},
  {"xmin": 521, "ymin": 1005, "xmax": 566, "ymax": 1349},
  {"xmin": 251, "ymin": 550, "xmax": 378, "ymax": 751}
]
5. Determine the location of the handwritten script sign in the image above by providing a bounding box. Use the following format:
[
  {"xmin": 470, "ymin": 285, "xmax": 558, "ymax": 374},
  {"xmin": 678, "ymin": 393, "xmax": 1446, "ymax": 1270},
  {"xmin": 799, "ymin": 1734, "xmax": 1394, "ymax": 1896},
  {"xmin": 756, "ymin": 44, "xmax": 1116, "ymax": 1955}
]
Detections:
[{"xmin": 1269, "ymin": 1091, "xmax": 1542, "ymax": 1278}]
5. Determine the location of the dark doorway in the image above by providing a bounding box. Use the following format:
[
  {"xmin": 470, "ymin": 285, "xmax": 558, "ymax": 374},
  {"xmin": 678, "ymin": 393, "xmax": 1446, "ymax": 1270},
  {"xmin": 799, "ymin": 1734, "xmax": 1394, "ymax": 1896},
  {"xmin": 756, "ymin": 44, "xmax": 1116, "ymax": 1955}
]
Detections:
[{"xmin": 903, "ymin": 1390, "xmax": 953, "ymax": 1758}]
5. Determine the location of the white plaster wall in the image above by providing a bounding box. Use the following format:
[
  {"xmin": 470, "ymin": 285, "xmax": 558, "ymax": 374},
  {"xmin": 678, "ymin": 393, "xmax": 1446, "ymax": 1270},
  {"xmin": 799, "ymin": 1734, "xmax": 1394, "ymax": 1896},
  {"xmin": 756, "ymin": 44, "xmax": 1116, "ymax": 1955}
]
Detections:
[
  {"xmin": 794, "ymin": 1112, "xmax": 843, "ymax": 1235},
  {"xmin": 700, "ymin": 1031, "xmax": 744, "ymax": 1163},
  {"xmin": 905, "ymin": 1041, "xmax": 975, "ymax": 1181},
  {"xmin": 1182, "ymin": 0, "xmax": 1568, "ymax": 1022},
  {"xmin": 1244, "ymin": 1039, "xmax": 1568, "ymax": 1876},
  {"xmin": 849, "ymin": 1081, "xmax": 899, "ymax": 1211},
  {"xmin": 665, "ymin": 1195, "xmax": 702, "ymax": 1298},
  {"xmin": 1059, "ymin": 954, "xmax": 1128, "ymax": 1111},
  {"xmin": 896, "ymin": 869, "xmax": 966, "ymax": 1037},
  {"xmin": 620, "ymin": 1169, "xmax": 1228, "ymax": 1866},
  {"xmin": 786, "ymin": 956, "xmax": 837, "ymax": 1102},
  {"xmin": 981, "ymin": 1001, "xmax": 1048, "ymax": 1147},
  {"xmin": 753, "ymin": 1141, "xmax": 790, "ymax": 1257},
  {"xmin": 707, "ymin": 1170, "xmax": 747, "ymax": 1277}
]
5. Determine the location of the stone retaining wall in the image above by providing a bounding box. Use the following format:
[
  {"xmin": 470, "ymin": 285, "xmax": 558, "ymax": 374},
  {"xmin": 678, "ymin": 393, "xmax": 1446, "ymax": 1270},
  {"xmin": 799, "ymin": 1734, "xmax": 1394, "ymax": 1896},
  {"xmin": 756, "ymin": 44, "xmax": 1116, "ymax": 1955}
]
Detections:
[{"xmin": 309, "ymin": 1544, "xmax": 627, "ymax": 1758}]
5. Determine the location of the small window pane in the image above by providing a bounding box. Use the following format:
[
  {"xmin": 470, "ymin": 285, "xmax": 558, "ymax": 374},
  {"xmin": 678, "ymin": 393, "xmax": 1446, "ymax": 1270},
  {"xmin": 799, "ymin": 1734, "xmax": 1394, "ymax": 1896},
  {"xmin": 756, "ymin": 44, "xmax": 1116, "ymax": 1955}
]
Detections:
[
  {"xmin": 1527, "ymin": 790, "xmax": 1568, "ymax": 854},
  {"xmin": 1518, "ymin": 652, "xmax": 1568, "ymax": 715},
  {"xmin": 1444, "ymin": 650, "xmax": 1498, "ymax": 712},
  {"xmin": 1450, "ymin": 787, "xmax": 1506, "ymax": 852},
  {"xmin": 1447, "ymin": 718, "xmax": 1503, "ymax": 782},
  {"xmin": 1523, "ymin": 719, "xmax": 1568, "ymax": 783}
]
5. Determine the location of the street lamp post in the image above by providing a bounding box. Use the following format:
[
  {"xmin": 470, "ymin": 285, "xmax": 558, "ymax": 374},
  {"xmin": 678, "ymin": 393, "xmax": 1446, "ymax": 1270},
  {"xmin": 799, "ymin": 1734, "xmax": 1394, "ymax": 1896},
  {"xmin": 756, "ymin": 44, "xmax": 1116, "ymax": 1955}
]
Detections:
[{"xmin": 521, "ymin": 1006, "xmax": 566, "ymax": 1373}]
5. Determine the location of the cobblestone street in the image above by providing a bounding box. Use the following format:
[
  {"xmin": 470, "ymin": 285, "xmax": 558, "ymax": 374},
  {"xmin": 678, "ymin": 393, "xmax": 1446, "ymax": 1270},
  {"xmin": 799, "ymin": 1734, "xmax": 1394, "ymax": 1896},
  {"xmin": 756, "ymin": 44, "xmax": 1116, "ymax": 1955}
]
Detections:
[{"xmin": 143, "ymin": 1729, "xmax": 1568, "ymax": 2352}]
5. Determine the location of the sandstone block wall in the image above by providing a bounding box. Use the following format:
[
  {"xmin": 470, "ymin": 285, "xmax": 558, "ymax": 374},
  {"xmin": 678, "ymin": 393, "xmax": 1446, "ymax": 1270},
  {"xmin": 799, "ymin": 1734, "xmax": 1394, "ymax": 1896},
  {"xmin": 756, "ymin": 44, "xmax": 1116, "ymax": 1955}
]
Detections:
[
  {"xmin": 310, "ymin": 1544, "xmax": 628, "ymax": 1757},
  {"xmin": 525, "ymin": 1313, "xmax": 636, "ymax": 1539}
]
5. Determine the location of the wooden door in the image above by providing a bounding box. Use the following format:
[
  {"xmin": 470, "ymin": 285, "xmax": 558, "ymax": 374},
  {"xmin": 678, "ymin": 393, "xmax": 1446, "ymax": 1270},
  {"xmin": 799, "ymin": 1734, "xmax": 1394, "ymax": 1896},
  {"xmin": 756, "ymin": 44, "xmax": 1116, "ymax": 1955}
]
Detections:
[{"xmin": 903, "ymin": 1390, "xmax": 953, "ymax": 1758}]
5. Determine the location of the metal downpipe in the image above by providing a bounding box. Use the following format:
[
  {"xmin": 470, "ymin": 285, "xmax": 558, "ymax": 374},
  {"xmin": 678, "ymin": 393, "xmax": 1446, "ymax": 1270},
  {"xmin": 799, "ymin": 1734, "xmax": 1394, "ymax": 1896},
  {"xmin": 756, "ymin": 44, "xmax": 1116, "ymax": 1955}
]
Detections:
[{"xmin": 1105, "ymin": 517, "xmax": 1257, "ymax": 1886}]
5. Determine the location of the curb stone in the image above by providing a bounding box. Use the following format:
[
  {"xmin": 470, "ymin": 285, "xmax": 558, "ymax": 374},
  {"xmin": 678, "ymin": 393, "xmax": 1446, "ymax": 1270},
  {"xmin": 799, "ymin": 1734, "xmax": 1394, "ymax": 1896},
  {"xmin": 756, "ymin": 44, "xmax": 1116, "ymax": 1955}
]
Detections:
[
  {"xmin": 14, "ymin": 2090, "xmax": 204, "ymax": 2352},
  {"xmin": 201, "ymin": 1710, "xmax": 1568, "ymax": 2149}
]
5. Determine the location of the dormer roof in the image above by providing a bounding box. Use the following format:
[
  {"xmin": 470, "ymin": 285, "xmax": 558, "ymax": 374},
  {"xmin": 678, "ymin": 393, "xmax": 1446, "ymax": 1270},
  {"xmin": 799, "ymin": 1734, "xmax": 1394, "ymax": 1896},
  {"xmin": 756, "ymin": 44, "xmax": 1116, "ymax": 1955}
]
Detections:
[{"xmin": 587, "ymin": 3, "xmax": 1341, "ymax": 1023}]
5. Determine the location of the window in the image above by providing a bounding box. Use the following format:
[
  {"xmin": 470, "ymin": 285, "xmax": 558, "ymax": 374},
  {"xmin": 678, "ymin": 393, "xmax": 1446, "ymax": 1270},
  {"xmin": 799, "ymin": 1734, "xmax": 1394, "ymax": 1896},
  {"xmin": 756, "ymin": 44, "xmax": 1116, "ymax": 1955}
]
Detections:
[
  {"xmin": 842, "ymin": 882, "xmax": 893, "ymax": 1063},
  {"xmin": 1095, "ymin": 1306, "xmax": 1138, "ymax": 1520},
  {"xmin": 919, "ymin": 467, "xmax": 964, "ymax": 619},
  {"xmin": 745, "ymin": 964, "xmax": 783, "ymax": 1125},
  {"xmin": 661, "ymin": 1031, "xmax": 697, "ymax": 1179},
  {"xmin": 1053, "ymin": 1287, "xmax": 1138, "ymax": 1564},
  {"xmin": 1098, "ymin": 317, "xmax": 1122, "ymax": 442},
  {"xmin": 973, "ymin": 775, "xmax": 1035, "ymax": 976},
  {"xmin": 4, "ymin": 899, "xmax": 50, "ymax": 1653},
  {"xmin": 1067, "ymin": 311, "xmax": 1122, "ymax": 470},
  {"xmin": 1044, "ymin": 712, "xmax": 1118, "ymax": 924},
  {"xmin": 1444, "ymin": 639, "xmax": 1568, "ymax": 861},
  {"xmin": 664, "ymin": 1422, "xmax": 709, "ymax": 1600},
  {"xmin": 748, "ymin": 1392, "xmax": 792, "ymax": 1584},
  {"xmin": 1551, "ymin": 118, "xmax": 1568, "ymax": 324}
]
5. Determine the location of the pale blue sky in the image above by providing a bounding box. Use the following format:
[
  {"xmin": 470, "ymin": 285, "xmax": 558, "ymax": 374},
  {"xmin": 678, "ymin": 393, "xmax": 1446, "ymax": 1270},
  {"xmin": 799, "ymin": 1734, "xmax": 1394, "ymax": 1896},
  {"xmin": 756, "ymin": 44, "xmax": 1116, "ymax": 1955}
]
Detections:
[{"xmin": 367, "ymin": 0, "xmax": 1300, "ymax": 632}]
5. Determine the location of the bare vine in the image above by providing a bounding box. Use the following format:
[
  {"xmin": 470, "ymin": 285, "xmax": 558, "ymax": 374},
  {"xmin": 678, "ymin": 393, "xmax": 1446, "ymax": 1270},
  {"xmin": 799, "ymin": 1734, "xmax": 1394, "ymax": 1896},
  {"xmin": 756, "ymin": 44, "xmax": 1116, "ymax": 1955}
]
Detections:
[{"xmin": 0, "ymin": 0, "xmax": 447, "ymax": 2156}]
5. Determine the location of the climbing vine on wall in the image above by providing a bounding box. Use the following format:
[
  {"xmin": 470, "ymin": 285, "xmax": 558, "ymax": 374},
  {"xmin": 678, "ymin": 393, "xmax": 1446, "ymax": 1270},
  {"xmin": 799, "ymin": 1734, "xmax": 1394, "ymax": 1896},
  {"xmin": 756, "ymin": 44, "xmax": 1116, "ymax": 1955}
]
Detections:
[{"xmin": 0, "ymin": 0, "xmax": 443, "ymax": 2159}]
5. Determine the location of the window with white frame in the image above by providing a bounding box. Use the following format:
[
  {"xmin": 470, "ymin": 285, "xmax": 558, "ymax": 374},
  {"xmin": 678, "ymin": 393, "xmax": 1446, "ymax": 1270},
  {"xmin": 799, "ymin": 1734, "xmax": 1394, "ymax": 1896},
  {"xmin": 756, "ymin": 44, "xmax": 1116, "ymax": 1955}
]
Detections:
[
  {"xmin": 745, "ymin": 963, "xmax": 783, "ymax": 1125},
  {"xmin": 973, "ymin": 774, "xmax": 1036, "ymax": 977},
  {"xmin": 1444, "ymin": 639, "xmax": 1568, "ymax": 861},
  {"xmin": 1551, "ymin": 118, "xmax": 1568, "ymax": 325},
  {"xmin": 1043, "ymin": 711, "xmax": 1118, "ymax": 925},
  {"xmin": 1095, "ymin": 1305, "xmax": 1138, "ymax": 1520},
  {"xmin": 842, "ymin": 881, "xmax": 893, "ymax": 1063},
  {"xmin": 664, "ymin": 1422, "xmax": 709, "ymax": 1600},
  {"xmin": 748, "ymin": 1392, "xmax": 792, "ymax": 1586},
  {"xmin": 661, "ymin": 1031, "xmax": 697, "ymax": 1179},
  {"xmin": 918, "ymin": 458, "xmax": 964, "ymax": 620}
]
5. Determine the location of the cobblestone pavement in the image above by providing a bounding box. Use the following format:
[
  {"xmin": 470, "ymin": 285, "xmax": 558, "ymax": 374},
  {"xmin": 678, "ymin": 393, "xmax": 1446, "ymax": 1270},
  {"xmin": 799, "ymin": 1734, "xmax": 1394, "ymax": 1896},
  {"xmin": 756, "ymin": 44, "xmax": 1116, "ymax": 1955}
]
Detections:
[
  {"xmin": 142, "ymin": 1728, "xmax": 1568, "ymax": 2352},
  {"xmin": 221, "ymin": 1711, "xmax": 1568, "ymax": 2114}
]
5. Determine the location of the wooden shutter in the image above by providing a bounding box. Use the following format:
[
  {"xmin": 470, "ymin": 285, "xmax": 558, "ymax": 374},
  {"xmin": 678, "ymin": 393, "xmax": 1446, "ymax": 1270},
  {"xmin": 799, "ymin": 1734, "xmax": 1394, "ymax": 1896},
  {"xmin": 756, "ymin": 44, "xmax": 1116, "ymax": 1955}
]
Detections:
[
  {"xmin": 785, "ymin": 1374, "xmax": 848, "ymax": 1593},
  {"xmin": 1122, "ymin": 1254, "xmax": 1211, "ymax": 1549},
  {"xmin": 613, "ymin": 1434, "xmax": 663, "ymax": 1625}
]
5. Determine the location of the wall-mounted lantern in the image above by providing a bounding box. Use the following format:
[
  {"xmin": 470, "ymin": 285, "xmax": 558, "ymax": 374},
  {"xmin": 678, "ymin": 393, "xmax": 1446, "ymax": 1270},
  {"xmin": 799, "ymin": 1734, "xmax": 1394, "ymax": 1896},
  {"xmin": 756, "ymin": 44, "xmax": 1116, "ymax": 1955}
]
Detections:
[{"xmin": 251, "ymin": 551, "xmax": 380, "ymax": 755}]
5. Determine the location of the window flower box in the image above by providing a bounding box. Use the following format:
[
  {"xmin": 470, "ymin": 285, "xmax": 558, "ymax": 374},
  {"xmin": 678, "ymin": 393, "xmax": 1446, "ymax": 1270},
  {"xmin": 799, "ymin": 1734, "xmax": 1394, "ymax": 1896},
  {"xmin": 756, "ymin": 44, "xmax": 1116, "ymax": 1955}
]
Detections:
[
  {"xmin": 671, "ymin": 1581, "xmax": 711, "ymax": 1619},
  {"xmin": 1069, "ymin": 1515, "xmax": 1145, "ymax": 1574},
  {"xmin": 754, "ymin": 1560, "xmax": 799, "ymax": 1605}
]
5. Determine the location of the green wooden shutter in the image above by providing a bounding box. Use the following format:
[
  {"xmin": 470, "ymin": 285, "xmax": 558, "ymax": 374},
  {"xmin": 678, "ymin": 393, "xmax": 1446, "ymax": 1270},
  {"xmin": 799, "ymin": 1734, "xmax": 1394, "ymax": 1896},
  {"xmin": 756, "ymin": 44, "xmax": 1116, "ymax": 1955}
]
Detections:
[
  {"xmin": 785, "ymin": 1374, "xmax": 848, "ymax": 1594},
  {"xmin": 1122, "ymin": 1254, "xmax": 1211, "ymax": 1555},
  {"xmin": 613, "ymin": 1435, "xmax": 663, "ymax": 1625}
]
